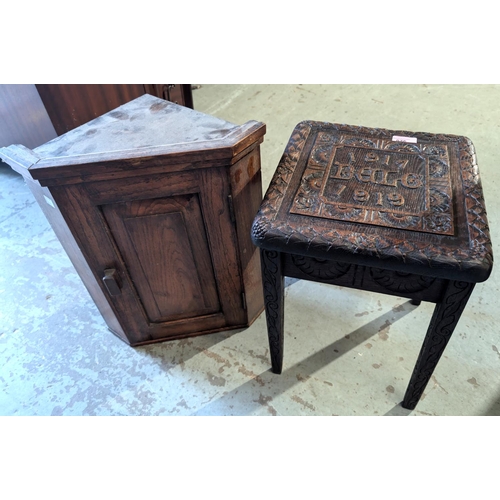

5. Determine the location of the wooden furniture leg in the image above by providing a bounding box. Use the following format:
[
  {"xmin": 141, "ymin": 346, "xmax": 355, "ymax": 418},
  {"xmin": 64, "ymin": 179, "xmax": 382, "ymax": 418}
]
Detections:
[
  {"xmin": 402, "ymin": 281, "xmax": 475, "ymax": 410},
  {"xmin": 260, "ymin": 250, "xmax": 285, "ymax": 374}
]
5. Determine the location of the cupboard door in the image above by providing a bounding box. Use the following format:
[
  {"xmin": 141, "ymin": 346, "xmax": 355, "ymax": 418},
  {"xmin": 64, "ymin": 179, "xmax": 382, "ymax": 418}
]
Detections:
[{"xmin": 102, "ymin": 194, "xmax": 221, "ymax": 325}]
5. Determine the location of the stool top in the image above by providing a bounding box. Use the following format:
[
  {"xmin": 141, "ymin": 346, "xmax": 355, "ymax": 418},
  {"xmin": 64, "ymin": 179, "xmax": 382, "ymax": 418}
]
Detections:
[{"xmin": 252, "ymin": 121, "xmax": 493, "ymax": 282}]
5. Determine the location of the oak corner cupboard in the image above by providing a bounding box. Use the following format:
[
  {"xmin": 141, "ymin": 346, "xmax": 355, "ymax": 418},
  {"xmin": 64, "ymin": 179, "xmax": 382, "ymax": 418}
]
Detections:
[{"xmin": 0, "ymin": 94, "xmax": 266, "ymax": 346}]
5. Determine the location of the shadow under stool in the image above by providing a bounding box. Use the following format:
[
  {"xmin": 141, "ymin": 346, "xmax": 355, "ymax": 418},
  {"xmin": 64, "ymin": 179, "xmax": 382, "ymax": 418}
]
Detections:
[{"xmin": 251, "ymin": 121, "xmax": 493, "ymax": 410}]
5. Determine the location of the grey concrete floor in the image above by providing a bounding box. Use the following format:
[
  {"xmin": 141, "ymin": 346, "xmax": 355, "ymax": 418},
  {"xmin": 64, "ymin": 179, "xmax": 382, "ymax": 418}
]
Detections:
[{"xmin": 1, "ymin": 84, "xmax": 499, "ymax": 416}]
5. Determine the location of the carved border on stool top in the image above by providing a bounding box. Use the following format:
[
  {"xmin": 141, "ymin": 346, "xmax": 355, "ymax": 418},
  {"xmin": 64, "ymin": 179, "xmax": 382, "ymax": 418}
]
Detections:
[{"xmin": 252, "ymin": 122, "xmax": 493, "ymax": 282}]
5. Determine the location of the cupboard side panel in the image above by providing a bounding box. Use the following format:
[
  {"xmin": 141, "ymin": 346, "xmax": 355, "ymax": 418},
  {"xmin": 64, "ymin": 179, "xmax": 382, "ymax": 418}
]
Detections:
[
  {"xmin": 229, "ymin": 147, "xmax": 265, "ymax": 324},
  {"xmin": 199, "ymin": 168, "xmax": 246, "ymax": 326}
]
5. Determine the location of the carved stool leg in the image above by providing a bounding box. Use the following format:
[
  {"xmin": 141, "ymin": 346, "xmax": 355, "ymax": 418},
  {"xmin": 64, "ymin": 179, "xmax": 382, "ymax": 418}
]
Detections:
[
  {"xmin": 402, "ymin": 281, "xmax": 475, "ymax": 410},
  {"xmin": 260, "ymin": 249, "xmax": 285, "ymax": 374}
]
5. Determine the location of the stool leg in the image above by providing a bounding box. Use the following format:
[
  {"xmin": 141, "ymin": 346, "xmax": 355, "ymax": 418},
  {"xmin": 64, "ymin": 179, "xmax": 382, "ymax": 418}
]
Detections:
[
  {"xmin": 260, "ymin": 249, "xmax": 284, "ymax": 374},
  {"xmin": 402, "ymin": 280, "xmax": 475, "ymax": 410}
]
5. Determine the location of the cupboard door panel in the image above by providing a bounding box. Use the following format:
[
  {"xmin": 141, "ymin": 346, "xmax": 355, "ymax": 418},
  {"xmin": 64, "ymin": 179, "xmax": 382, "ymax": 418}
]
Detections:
[{"xmin": 102, "ymin": 194, "xmax": 220, "ymax": 324}]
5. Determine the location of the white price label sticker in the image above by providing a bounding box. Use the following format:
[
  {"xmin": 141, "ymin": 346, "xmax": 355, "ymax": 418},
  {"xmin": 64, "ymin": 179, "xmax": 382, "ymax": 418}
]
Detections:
[{"xmin": 392, "ymin": 135, "xmax": 417, "ymax": 143}]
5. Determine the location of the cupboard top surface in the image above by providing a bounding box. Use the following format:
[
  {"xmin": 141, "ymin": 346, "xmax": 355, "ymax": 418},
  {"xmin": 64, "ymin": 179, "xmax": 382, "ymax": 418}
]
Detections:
[
  {"xmin": 33, "ymin": 94, "xmax": 239, "ymax": 159},
  {"xmin": 0, "ymin": 94, "xmax": 265, "ymax": 182}
]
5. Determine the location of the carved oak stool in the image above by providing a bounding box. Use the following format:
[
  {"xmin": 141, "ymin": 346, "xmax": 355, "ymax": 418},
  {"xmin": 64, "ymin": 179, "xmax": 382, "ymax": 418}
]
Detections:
[{"xmin": 251, "ymin": 121, "xmax": 493, "ymax": 410}]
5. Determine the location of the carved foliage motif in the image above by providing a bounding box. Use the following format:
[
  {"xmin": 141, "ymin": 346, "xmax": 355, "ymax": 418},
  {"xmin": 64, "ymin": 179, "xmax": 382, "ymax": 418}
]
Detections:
[
  {"xmin": 369, "ymin": 268, "xmax": 436, "ymax": 293},
  {"xmin": 322, "ymin": 203, "xmax": 365, "ymax": 222},
  {"xmin": 343, "ymin": 137, "xmax": 377, "ymax": 148},
  {"xmin": 385, "ymin": 142, "xmax": 421, "ymax": 154},
  {"xmin": 377, "ymin": 211, "xmax": 421, "ymax": 230},
  {"xmin": 255, "ymin": 122, "xmax": 311, "ymax": 217},
  {"xmin": 429, "ymin": 157, "xmax": 448, "ymax": 178},
  {"xmin": 291, "ymin": 255, "xmax": 351, "ymax": 280},
  {"xmin": 294, "ymin": 171, "xmax": 323, "ymax": 211}
]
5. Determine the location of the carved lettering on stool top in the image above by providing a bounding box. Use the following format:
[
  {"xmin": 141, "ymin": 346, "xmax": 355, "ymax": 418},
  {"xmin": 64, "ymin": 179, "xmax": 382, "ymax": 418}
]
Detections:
[{"xmin": 290, "ymin": 134, "xmax": 455, "ymax": 236}]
